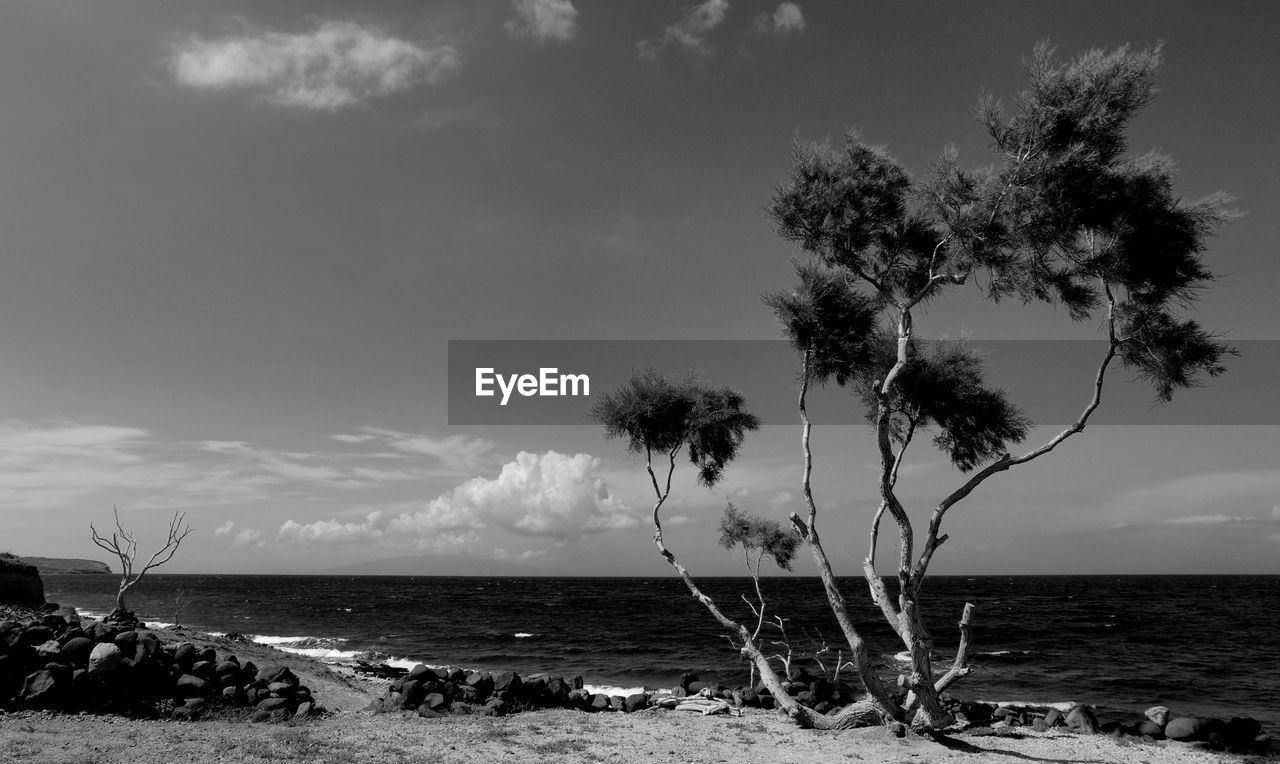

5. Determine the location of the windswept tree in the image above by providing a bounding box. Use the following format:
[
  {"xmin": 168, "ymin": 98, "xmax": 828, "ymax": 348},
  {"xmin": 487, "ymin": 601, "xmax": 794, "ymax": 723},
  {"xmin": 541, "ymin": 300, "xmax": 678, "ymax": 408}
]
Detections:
[
  {"xmin": 593, "ymin": 43, "xmax": 1235, "ymax": 731},
  {"xmin": 90, "ymin": 507, "xmax": 193, "ymax": 617},
  {"xmin": 762, "ymin": 42, "xmax": 1235, "ymax": 729}
]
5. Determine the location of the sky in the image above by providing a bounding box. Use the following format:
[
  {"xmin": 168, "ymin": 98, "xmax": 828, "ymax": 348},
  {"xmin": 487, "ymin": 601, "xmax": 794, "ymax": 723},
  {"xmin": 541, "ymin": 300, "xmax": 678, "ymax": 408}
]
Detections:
[{"xmin": 1, "ymin": 0, "xmax": 1277, "ymax": 576}]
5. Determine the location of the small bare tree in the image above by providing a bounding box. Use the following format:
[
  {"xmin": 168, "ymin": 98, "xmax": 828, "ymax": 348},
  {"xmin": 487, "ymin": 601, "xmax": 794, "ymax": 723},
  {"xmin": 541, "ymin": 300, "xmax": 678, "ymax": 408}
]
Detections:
[
  {"xmin": 173, "ymin": 586, "xmax": 197, "ymax": 627},
  {"xmin": 90, "ymin": 507, "xmax": 193, "ymax": 617}
]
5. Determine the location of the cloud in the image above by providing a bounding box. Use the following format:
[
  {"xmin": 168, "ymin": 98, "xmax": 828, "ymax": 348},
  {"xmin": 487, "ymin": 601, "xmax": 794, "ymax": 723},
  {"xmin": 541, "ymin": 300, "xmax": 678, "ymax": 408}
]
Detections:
[
  {"xmin": 507, "ymin": 0, "xmax": 579, "ymax": 42},
  {"xmin": 233, "ymin": 528, "xmax": 265, "ymax": 548},
  {"xmin": 493, "ymin": 547, "xmax": 547, "ymax": 562},
  {"xmin": 170, "ymin": 19, "xmax": 460, "ymax": 110},
  {"xmin": 214, "ymin": 520, "xmax": 235, "ymax": 536},
  {"xmin": 277, "ymin": 451, "xmax": 635, "ymax": 548},
  {"xmin": 1272, "ymin": 505, "xmax": 1280, "ymax": 521},
  {"xmin": 756, "ymin": 3, "xmax": 805, "ymax": 35},
  {"xmin": 1166, "ymin": 514, "xmax": 1252, "ymax": 525},
  {"xmin": 331, "ymin": 427, "xmax": 496, "ymax": 473},
  {"xmin": 638, "ymin": 0, "xmax": 729, "ymax": 61}
]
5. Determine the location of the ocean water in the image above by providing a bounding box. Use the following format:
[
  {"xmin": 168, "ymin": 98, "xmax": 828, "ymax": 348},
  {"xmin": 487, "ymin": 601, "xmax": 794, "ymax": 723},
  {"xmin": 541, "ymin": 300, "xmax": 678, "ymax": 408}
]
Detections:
[{"xmin": 42, "ymin": 574, "xmax": 1280, "ymax": 729}]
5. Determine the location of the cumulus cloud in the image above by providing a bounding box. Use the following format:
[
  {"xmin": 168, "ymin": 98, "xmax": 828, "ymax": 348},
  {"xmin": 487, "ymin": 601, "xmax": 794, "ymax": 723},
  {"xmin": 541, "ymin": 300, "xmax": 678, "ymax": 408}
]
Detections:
[
  {"xmin": 170, "ymin": 19, "xmax": 460, "ymax": 110},
  {"xmin": 277, "ymin": 451, "xmax": 635, "ymax": 548},
  {"xmin": 638, "ymin": 0, "xmax": 729, "ymax": 61},
  {"xmin": 234, "ymin": 528, "xmax": 265, "ymax": 548},
  {"xmin": 507, "ymin": 0, "xmax": 579, "ymax": 42},
  {"xmin": 214, "ymin": 520, "xmax": 235, "ymax": 536},
  {"xmin": 756, "ymin": 3, "xmax": 804, "ymax": 35}
]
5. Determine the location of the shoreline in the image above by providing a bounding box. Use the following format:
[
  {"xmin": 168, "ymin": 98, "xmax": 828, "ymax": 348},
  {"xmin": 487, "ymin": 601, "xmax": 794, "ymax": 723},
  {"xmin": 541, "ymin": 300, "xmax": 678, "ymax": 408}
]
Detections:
[{"xmin": 0, "ymin": 615, "xmax": 1256, "ymax": 763}]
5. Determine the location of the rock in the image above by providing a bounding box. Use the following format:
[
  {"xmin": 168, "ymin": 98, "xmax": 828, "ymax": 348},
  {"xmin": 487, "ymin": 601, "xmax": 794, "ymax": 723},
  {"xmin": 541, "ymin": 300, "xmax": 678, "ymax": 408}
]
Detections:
[
  {"xmin": 0, "ymin": 555, "xmax": 46, "ymax": 607},
  {"xmin": 137, "ymin": 631, "xmax": 162, "ymax": 658},
  {"xmin": 1165, "ymin": 716, "xmax": 1215, "ymax": 741},
  {"xmin": 589, "ymin": 693, "xmax": 611, "ymax": 712},
  {"xmin": 407, "ymin": 664, "xmax": 439, "ymax": 683},
  {"xmin": 215, "ymin": 660, "xmax": 240, "ymax": 678},
  {"xmin": 58, "ymin": 636, "xmax": 94, "ymax": 666},
  {"xmin": 34, "ymin": 640, "xmax": 62, "ymax": 659},
  {"xmin": 624, "ymin": 692, "xmax": 648, "ymax": 713},
  {"xmin": 191, "ymin": 660, "xmax": 215, "ymax": 680},
  {"xmin": 1043, "ymin": 708, "xmax": 1064, "ymax": 727},
  {"xmin": 258, "ymin": 665, "xmax": 299, "ymax": 687},
  {"xmin": 491, "ymin": 670, "xmax": 521, "ymax": 693},
  {"xmin": 679, "ymin": 671, "xmax": 699, "ymax": 692},
  {"xmin": 295, "ymin": 701, "xmax": 313, "ymax": 718},
  {"xmin": 1144, "ymin": 705, "xmax": 1170, "ymax": 727},
  {"xmin": 197, "ymin": 647, "xmax": 216, "ymax": 665},
  {"xmin": 567, "ymin": 688, "xmax": 591, "ymax": 709},
  {"xmin": 174, "ymin": 673, "xmax": 208, "ymax": 698},
  {"xmin": 19, "ymin": 669, "xmax": 59, "ymax": 706},
  {"xmin": 21, "ymin": 625, "xmax": 54, "ymax": 647},
  {"xmin": 610, "ymin": 695, "xmax": 627, "ymax": 712},
  {"xmin": 1222, "ymin": 717, "xmax": 1262, "ymax": 750},
  {"xmin": 256, "ymin": 696, "xmax": 290, "ymax": 712},
  {"xmin": 1132, "ymin": 720, "xmax": 1164, "ymax": 739},
  {"xmin": 687, "ymin": 681, "xmax": 709, "ymax": 695},
  {"xmin": 172, "ymin": 698, "xmax": 207, "ymax": 720},
  {"xmin": 173, "ymin": 642, "xmax": 197, "ymax": 670},
  {"xmin": 1032, "ymin": 718, "xmax": 1052, "ymax": 732},
  {"xmin": 483, "ymin": 697, "xmax": 508, "ymax": 717},
  {"xmin": 423, "ymin": 692, "xmax": 448, "ymax": 711},
  {"xmin": 1099, "ymin": 721, "xmax": 1124, "ymax": 737},
  {"xmin": 88, "ymin": 642, "xmax": 124, "ymax": 674},
  {"xmin": 113, "ymin": 630, "xmax": 139, "ymax": 653},
  {"xmin": 960, "ymin": 701, "xmax": 995, "ymax": 725},
  {"xmin": 1065, "ymin": 704, "xmax": 1099, "ymax": 734},
  {"xmin": 400, "ymin": 679, "xmax": 426, "ymax": 708},
  {"xmin": 813, "ymin": 701, "xmax": 833, "ymax": 715}
]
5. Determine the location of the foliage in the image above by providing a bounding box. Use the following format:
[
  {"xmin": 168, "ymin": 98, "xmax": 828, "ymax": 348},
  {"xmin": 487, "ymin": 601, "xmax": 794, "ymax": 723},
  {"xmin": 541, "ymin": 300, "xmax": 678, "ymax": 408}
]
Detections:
[
  {"xmin": 588, "ymin": 369, "xmax": 760, "ymax": 486},
  {"xmin": 718, "ymin": 503, "xmax": 800, "ymax": 571}
]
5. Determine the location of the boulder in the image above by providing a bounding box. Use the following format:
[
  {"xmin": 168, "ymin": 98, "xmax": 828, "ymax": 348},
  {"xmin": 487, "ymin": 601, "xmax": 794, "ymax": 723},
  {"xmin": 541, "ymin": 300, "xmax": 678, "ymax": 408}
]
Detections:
[
  {"xmin": 256, "ymin": 696, "xmax": 291, "ymax": 712},
  {"xmin": 407, "ymin": 664, "xmax": 439, "ymax": 684},
  {"xmin": 258, "ymin": 665, "xmax": 299, "ymax": 687},
  {"xmin": 58, "ymin": 636, "xmax": 94, "ymax": 666},
  {"xmin": 423, "ymin": 692, "xmax": 448, "ymax": 711},
  {"xmin": 174, "ymin": 673, "xmax": 208, "ymax": 698},
  {"xmin": 610, "ymin": 695, "xmax": 627, "ymax": 712},
  {"xmin": 295, "ymin": 701, "xmax": 313, "ymax": 718},
  {"xmin": 679, "ymin": 671, "xmax": 699, "ymax": 693},
  {"xmin": 19, "ymin": 669, "xmax": 59, "ymax": 706},
  {"xmin": 483, "ymin": 697, "xmax": 508, "ymax": 717},
  {"xmin": 21, "ymin": 625, "xmax": 54, "ymax": 647},
  {"xmin": 589, "ymin": 693, "xmax": 611, "ymax": 712},
  {"xmin": 1043, "ymin": 708, "xmax": 1064, "ymax": 727},
  {"xmin": 1065, "ymin": 704, "xmax": 1099, "ymax": 734},
  {"xmin": 624, "ymin": 692, "xmax": 648, "ymax": 713},
  {"xmin": 401, "ymin": 679, "xmax": 426, "ymax": 709},
  {"xmin": 173, "ymin": 642, "xmax": 197, "ymax": 670},
  {"xmin": 1165, "ymin": 716, "xmax": 1216, "ymax": 741},
  {"xmin": 1144, "ymin": 705, "xmax": 1170, "ymax": 727},
  {"xmin": 0, "ymin": 555, "xmax": 45, "ymax": 607},
  {"xmin": 191, "ymin": 660, "xmax": 215, "ymax": 680},
  {"xmin": 491, "ymin": 670, "xmax": 521, "ymax": 696},
  {"xmin": 113, "ymin": 630, "xmax": 139, "ymax": 653},
  {"xmin": 567, "ymin": 688, "xmax": 591, "ymax": 709},
  {"xmin": 738, "ymin": 689, "xmax": 760, "ymax": 708},
  {"xmin": 35, "ymin": 640, "xmax": 62, "ymax": 660},
  {"xmin": 1131, "ymin": 720, "xmax": 1164, "ymax": 739},
  {"xmin": 88, "ymin": 642, "xmax": 124, "ymax": 674},
  {"xmin": 172, "ymin": 697, "xmax": 207, "ymax": 720}
]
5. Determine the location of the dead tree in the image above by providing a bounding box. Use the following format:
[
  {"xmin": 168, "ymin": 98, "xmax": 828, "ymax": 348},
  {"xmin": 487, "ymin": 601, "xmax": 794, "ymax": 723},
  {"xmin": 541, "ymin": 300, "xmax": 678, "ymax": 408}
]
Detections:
[{"xmin": 90, "ymin": 507, "xmax": 193, "ymax": 617}]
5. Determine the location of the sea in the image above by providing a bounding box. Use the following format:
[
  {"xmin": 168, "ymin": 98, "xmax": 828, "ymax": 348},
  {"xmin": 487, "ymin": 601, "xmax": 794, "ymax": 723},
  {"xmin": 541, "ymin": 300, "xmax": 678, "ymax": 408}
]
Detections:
[{"xmin": 42, "ymin": 574, "xmax": 1280, "ymax": 729}]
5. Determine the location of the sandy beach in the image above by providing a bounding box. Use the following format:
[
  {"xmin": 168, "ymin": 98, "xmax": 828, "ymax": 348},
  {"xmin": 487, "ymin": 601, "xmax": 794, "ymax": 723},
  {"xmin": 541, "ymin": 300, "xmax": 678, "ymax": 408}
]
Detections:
[{"xmin": 0, "ymin": 626, "xmax": 1233, "ymax": 764}]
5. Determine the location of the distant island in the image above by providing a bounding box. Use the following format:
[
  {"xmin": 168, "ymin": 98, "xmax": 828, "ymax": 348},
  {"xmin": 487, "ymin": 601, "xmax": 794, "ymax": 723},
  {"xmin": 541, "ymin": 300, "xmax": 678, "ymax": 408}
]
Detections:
[{"xmin": 21, "ymin": 556, "xmax": 111, "ymax": 575}]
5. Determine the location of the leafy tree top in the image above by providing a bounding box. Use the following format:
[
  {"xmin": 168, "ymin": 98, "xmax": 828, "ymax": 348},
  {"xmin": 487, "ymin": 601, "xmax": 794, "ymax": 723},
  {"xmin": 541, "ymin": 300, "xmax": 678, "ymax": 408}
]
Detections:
[
  {"xmin": 718, "ymin": 502, "xmax": 801, "ymax": 571},
  {"xmin": 588, "ymin": 369, "xmax": 761, "ymax": 486},
  {"xmin": 766, "ymin": 42, "xmax": 1235, "ymax": 471}
]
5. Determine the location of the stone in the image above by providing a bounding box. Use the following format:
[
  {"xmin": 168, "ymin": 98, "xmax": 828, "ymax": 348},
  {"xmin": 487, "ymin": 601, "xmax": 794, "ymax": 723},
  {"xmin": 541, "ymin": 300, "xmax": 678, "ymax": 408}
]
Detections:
[
  {"xmin": 455, "ymin": 685, "xmax": 479, "ymax": 704},
  {"xmin": 256, "ymin": 696, "xmax": 290, "ymax": 712},
  {"xmin": 113, "ymin": 630, "xmax": 139, "ymax": 653},
  {"xmin": 191, "ymin": 660, "xmax": 215, "ymax": 680},
  {"xmin": 1043, "ymin": 708, "xmax": 1063, "ymax": 727},
  {"xmin": 491, "ymin": 670, "xmax": 521, "ymax": 695},
  {"xmin": 137, "ymin": 631, "xmax": 162, "ymax": 657},
  {"xmin": 407, "ymin": 664, "xmax": 439, "ymax": 683},
  {"xmin": 173, "ymin": 642, "xmax": 197, "ymax": 670},
  {"xmin": 267, "ymin": 681, "xmax": 295, "ymax": 697},
  {"xmin": 812, "ymin": 701, "xmax": 833, "ymax": 715},
  {"xmin": 1144, "ymin": 705, "xmax": 1170, "ymax": 727},
  {"xmin": 58, "ymin": 636, "xmax": 94, "ymax": 666},
  {"xmin": 739, "ymin": 689, "xmax": 759, "ymax": 708},
  {"xmin": 35, "ymin": 640, "xmax": 62, "ymax": 659},
  {"xmin": 687, "ymin": 681, "xmax": 709, "ymax": 695},
  {"xmin": 1222, "ymin": 717, "xmax": 1262, "ymax": 750},
  {"xmin": 610, "ymin": 695, "xmax": 627, "ymax": 712},
  {"xmin": 215, "ymin": 660, "xmax": 240, "ymax": 678},
  {"xmin": 567, "ymin": 688, "xmax": 591, "ymax": 709},
  {"xmin": 21, "ymin": 625, "xmax": 54, "ymax": 647},
  {"xmin": 19, "ymin": 669, "xmax": 59, "ymax": 706},
  {"xmin": 1165, "ymin": 716, "xmax": 1214, "ymax": 741},
  {"xmin": 1132, "ymin": 720, "xmax": 1164, "ymax": 739},
  {"xmin": 589, "ymin": 693, "xmax": 611, "ymax": 712},
  {"xmin": 447, "ymin": 668, "xmax": 466, "ymax": 684},
  {"xmin": 423, "ymin": 692, "xmax": 448, "ymax": 711},
  {"xmin": 679, "ymin": 671, "xmax": 699, "ymax": 692},
  {"xmin": 401, "ymin": 679, "xmax": 426, "ymax": 708},
  {"xmin": 1032, "ymin": 718, "xmax": 1052, "ymax": 732},
  {"xmin": 624, "ymin": 692, "xmax": 648, "ymax": 713},
  {"xmin": 1065, "ymin": 704, "xmax": 1099, "ymax": 734},
  {"xmin": 87, "ymin": 642, "xmax": 124, "ymax": 674},
  {"xmin": 198, "ymin": 647, "xmax": 216, "ymax": 665},
  {"xmin": 295, "ymin": 701, "xmax": 313, "ymax": 718},
  {"xmin": 172, "ymin": 698, "xmax": 207, "ymax": 720},
  {"xmin": 483, "ymin": 697, "xmax": 508, "ymax": 717},
  {"xmin": 258, "ymin": 665, "xmax": 299, "ymax": 687},
  {"xmin": 174, "ymin": 673, "xmax": 208, "ymax": 698}
]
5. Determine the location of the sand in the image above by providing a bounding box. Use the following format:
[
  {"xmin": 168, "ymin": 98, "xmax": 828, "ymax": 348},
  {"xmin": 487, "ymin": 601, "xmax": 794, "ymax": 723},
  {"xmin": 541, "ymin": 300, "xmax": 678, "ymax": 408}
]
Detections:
[{"xmin": 0, "ymin": 626, "xmax": 1232, "ymax": 764}]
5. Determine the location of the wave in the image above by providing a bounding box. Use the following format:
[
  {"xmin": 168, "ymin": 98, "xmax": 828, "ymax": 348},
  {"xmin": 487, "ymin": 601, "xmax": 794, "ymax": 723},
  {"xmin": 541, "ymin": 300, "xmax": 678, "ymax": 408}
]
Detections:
[
  {"xmin": 514, "ymin": 632, "xmax": 536, "ymax": 639},
  {"xmin": 582, "ymin": 684, "xmax": 645, "ymax": 696}
]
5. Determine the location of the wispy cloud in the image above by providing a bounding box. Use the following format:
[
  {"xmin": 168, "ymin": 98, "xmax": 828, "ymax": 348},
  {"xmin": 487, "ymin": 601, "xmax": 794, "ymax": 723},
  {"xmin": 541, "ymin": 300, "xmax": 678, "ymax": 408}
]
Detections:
[
  {"xmin": 755, "ymin": 3, "xmax": 805, "ymax": 35},
  {"xmin": 330, "ymin": 427, "xmax": 495, "ymax": 473},
  {"xmin": 1165, "ymin": 514, "xmax": 1253, "ymax": 525},
  {"xmin": 277, "ymin": 450, "xmax": 635, "ymax": 548},
  {"xmin": 638, "ymin": 0, "xmax": 729, "ymax": 61},
  {"xmin": 169, "ymin": 19, "xmax": 460, "ymax": 110},
  {"xmin": 507, "ymin": 0, "xmax": 579, "ymax": 43}
]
